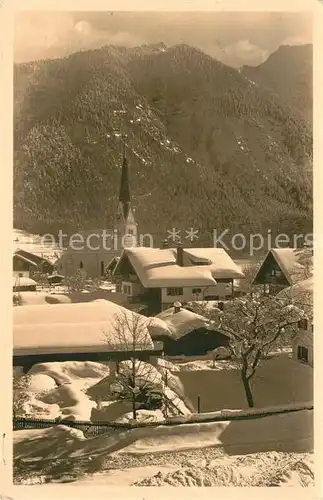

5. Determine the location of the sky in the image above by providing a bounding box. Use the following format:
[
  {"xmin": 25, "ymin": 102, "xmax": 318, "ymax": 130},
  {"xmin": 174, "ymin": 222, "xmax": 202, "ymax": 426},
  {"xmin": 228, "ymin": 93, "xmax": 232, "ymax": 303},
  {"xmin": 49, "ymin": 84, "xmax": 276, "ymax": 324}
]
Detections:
[{"xmin": 14, "ymin": 11, "xmax": 312, "ymax": 68}]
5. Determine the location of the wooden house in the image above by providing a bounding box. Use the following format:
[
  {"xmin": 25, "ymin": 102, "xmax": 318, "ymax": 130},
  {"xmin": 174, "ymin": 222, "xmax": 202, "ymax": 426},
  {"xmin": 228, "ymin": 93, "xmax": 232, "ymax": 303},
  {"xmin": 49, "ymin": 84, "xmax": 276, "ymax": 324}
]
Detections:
[
  {"xmin": 113, "ymin": 246, "xmax": 245, "ymax": 314},
  {"xmin": 13, "ymin": 249, "xmax": 54, "ymax": 276},
  {"xmin": 149, "ymin": 303, "xmax": 229, "ymax": 357},
  {"xmin": 13, "ymin": 252, "xmax": 38, "ymax": 278},
  {"xmin": 252, "ymin": 248, "xmax": 312, "ymax": 295}
]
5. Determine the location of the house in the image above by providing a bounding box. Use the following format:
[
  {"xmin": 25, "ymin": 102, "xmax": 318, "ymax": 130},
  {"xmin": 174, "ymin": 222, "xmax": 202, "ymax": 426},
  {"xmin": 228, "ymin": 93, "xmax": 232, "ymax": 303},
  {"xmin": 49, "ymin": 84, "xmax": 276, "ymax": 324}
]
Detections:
[
  {"xmin": 13, "ymin": 252, "xmax": 38, "ymax": 278},
  {"xmin": 277, "ymin": 277, "xmax": 313, "ymax": 368},
  {"xmin": 113, "ymin": 245, "xmax": 245, "ymax": 314},
  {"xmin": 13, "ymin": 249, "xmax": 54, "ymax": 276},
  {"xmin": 56, "ymin": 146, "xmax": 138, "ymax": 278},
  {"xmin": 252, "ymin": 248, "xmax": 313, "ymax": 295},
  {"xmin": 13, "ymin": 299, "xmax": 165, "ymax": 371},
  {"xmin": 292, "ymin": 320, "xmax": 313, "ymax": 367},
  {"xmin": 149, "ymin": 302, "xmax": 229, "ymax": 356}
]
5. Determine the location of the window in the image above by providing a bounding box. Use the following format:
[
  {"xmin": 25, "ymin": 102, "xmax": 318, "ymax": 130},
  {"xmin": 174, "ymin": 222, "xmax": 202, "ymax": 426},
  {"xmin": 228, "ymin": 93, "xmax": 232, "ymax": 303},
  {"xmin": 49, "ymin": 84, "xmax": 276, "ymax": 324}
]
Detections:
[
  {"xmin": 192, "ymin": 288, "xmax": 202, "ymax": 294},
  {"xmin": 80, "ymin": 261, "xmax": 83, "ymax": 269},
  {"xmin": 297, "ymin": 345, "xmax": 309, "ymax": 363},
  {"xmin": 100, "ymin": 261, "xmax": 105, "ymax": 276},
  {"xmin": 298, "ymin": 318, "xmax": 309, "ymax": 330},
  {"xmin": 205, "ymin": 295, "xmax": 219, "ymax": 300},
  {"xmin": 127, "ymin": 229, "xmax": 134, "ymax": 235},
  {"xmin": 166, "ymin": 287, "xmax": 183, "ymax": 296},
  {"xmin": 271, "ymin": 269, "xmax": 282, "ymax": 278},
  {"xmin": 122, "ymin": 284, "xmax": 132, "ymax": 295}
]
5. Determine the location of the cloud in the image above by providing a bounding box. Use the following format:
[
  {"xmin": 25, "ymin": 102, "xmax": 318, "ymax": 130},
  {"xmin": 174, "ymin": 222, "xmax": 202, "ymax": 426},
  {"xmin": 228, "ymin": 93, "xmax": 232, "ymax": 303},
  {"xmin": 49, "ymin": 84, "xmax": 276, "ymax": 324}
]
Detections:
[
  {"xmin": 14, "ymin": 13, "xmax": 145, "ymax": 63},
  {"xmin": 74, "ymin": 21, "xmax": 93, "ymax": 36},
  {"xmin": 224, "ymin": 40, "xmax": 269, "ymax": 67},
  {"xmin": 14, "ymin": 12, "xmax": 312, "ymax": 67}
]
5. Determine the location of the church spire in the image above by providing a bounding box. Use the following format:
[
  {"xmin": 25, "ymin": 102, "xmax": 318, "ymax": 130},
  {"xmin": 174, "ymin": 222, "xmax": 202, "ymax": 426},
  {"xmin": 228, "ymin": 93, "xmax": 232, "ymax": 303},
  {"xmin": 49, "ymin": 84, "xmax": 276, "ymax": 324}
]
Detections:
[
  {"xmin": 118, "ymin": 140, "xmax": 131, "ymax": 220},
  {"xmin": 116, "ymin": 137, "xmax": 138, "ymax": 247}
]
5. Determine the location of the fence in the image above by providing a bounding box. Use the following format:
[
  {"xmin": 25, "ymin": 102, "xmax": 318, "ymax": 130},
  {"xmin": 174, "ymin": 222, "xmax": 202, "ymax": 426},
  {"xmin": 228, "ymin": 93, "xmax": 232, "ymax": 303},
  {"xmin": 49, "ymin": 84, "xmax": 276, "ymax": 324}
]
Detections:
[
  {"xmin": 13, "ymin": 402, "xmax": 313, "ymax": 436},
  {"xmin": 13, "ymin": 417, "xmax": 142, "ymax": 438}
]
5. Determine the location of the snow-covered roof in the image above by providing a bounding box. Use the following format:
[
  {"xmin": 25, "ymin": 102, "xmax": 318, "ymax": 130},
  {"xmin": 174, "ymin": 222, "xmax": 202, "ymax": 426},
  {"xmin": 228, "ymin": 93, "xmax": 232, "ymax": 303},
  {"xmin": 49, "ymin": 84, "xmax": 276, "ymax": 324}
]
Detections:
[
  {"xmin": 13, "ymin": 252, "xmax": 38, "ymax": 267},
  {"xmin": 183, "ymin": 248, "xmax": 245, "ymax": 279},
  {"xmin": 256, "ymin": 248, "xmax": 313, "ymax": 285},
  {"xmin": 276, "ymin": 276, "xmax": 313, "ymax": 304},
  {"xmin": 13, "ymin": 300, "xmax": 164, "ymax": 355},
  {"xmin": 115, "ymin": 247, "xmax": 244, "ymax": 288},
  {"xmin": 13, "ymin": 246, "xmax": 61, "ymax": 265},
  {"xmin": 151, "ymin": 306, "xmax": 213, "ymax": 340},
  {"xmin": 13, "ymin": 276, "xmax": 37, "ymax": 287}
]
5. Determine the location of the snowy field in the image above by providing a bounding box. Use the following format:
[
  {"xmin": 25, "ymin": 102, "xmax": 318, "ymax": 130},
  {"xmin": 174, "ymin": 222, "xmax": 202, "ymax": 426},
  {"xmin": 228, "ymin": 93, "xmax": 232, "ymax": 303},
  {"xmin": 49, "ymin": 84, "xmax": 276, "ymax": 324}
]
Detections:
[
  {"xmin": 13, "ymin": 355, "xmax": 313, "ymax": 486},
  {"xmin": 176, "ymin": 354, "xmax": 313, "ymax": 412},
  {"xmin": 14, "ymin": 410, "xmax": 313, "ymax": 486}
]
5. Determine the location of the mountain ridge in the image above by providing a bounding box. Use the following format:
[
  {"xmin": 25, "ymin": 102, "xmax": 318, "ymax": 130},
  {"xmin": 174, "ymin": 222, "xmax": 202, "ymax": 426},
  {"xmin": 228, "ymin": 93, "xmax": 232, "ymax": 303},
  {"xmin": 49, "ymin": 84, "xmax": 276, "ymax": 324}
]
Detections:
[{"xmin": 14, "ymin": 43, "xmax": 313, "ymax": 244}]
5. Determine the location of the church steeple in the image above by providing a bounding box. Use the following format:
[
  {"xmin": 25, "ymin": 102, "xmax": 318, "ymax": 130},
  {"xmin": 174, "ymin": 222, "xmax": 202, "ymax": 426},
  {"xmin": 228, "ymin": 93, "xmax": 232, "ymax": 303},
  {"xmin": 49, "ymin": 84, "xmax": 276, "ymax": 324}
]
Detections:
[
  {"xmin": 119, "ymin": 143, "xmax": 131, "ymax": 220},
  {"xmin": 116, "ymin": 139, "xmax": 138, "ymax": 247}
]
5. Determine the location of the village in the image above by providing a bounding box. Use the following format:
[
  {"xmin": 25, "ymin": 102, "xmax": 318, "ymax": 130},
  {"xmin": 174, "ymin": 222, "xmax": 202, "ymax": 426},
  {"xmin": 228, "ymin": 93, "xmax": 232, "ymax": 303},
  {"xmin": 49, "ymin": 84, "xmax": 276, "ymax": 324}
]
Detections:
[{"xmin": 12, "ymin": 144, "xmax": 314, "ymax": 487}]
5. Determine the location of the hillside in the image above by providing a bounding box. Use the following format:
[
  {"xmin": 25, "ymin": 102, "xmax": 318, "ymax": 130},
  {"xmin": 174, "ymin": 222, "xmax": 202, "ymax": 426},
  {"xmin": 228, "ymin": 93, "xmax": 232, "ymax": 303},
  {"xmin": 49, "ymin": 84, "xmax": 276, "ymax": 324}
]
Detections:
[
  {"xmin": 14, "ymin": 43, "xmax": 313, "ymax": 244},
  {"xmin": 241, "ymin": 44, "xmax": 312, "ymax": 121}
]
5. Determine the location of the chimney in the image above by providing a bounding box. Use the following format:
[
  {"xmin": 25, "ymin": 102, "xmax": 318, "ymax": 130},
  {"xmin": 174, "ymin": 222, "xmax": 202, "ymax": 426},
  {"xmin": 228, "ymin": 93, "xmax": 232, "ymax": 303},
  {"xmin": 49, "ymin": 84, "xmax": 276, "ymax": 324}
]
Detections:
[
  {"xmin": 176, "ymin": 242, "xmax": 184, "ymax": 267},
  {"xmin": 174, "ymin": 301, "xmax": 182, "ymax": 313}
]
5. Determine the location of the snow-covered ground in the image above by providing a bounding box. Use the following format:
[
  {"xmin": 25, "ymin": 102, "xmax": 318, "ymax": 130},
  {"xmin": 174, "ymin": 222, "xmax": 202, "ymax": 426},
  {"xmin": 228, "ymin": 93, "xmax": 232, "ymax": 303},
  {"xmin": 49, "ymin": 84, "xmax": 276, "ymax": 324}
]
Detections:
[
  {"xmin": 14, "ymin": 409, "xmax": 313, "ymax": 486},
  {"xmin": 14, "ymin": 359, "xmax": 191, "ymax": 421},
  {"xmin": 176, "ymin": 353, "xmax": 313, "ymax": 413},
  {"xmin": 13, "ymin": 355, "xmax": 314, "ymax": 486}
]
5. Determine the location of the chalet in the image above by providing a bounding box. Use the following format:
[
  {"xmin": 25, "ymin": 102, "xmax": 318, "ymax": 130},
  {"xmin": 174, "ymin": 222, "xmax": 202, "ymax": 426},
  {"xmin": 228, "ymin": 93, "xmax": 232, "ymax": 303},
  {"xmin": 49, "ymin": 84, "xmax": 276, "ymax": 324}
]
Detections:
[
  {"xmin": 56, "ymin": 146, "xmax": 138, "ymax": 278},
  {"xmin": 13, "ymin": 252, "xmax": 38, "ymax": 278},
  {"xmin": 252, "ymin": 248, "xmax": 313, "ymax": 295},
  {"xmin": 13, "ymin": 299, "xmax": 164, "ymax": 372},
  {"xmin": 149, "ymin": 302, "xmax": 229, "ymax": 356},
  {"xmin": 113, "ymin": 245, "xmax": 245, "ymax": 314},
  {"xmin": 13, "ymin": 249, "xmax": 54, "ymax": 276}
]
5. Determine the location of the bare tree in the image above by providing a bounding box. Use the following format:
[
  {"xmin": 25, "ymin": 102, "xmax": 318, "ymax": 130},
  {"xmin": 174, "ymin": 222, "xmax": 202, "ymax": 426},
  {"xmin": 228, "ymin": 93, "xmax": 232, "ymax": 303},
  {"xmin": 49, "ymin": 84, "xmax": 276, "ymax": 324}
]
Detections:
[
  {"xmin": 293, "ymin": 247, "xmax": 313, "ymax": 282},
  {"xmin": 206, "ymin": 291, "xmax": 311, "ymax": 408},
  {"xmin": 104, "ymin": 311, "xmax": 163, "ymax": 420},
  {"xmin": 238, "ymin": 262, "xmax": 261, "ymax": 294}
]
